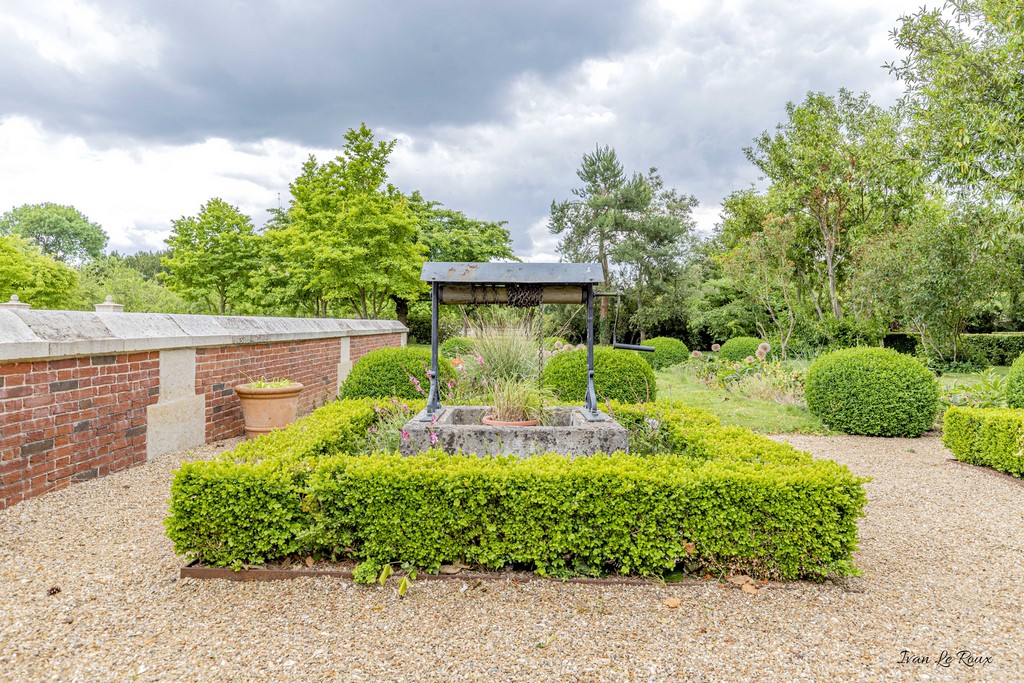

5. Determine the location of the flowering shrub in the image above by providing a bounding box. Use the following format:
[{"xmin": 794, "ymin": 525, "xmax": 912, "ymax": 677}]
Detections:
[{"xmin": 691, "ymin": 355, "xmax": 805, "ymax": 404}]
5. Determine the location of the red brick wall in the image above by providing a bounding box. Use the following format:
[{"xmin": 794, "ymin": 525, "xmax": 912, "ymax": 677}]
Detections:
[
  {"xmin": 0, "ymin": 331, "xmax": 404, "ymax": 510},
  {"xmin": 0, "ymin": 353, "xmax": 159, "ymax": 510},
  {"xmin": 196, "ymin": 338, "xmax": 342, "ymax": 442},
  {"xmin": 351, "ymin": 333, "xmax": 403, "ymax": 363}
]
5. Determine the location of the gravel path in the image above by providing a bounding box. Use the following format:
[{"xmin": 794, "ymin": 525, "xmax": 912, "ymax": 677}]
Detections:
[{"xmin": 1, "ymin": 434, "xmax": 1022, "ymax": 682}]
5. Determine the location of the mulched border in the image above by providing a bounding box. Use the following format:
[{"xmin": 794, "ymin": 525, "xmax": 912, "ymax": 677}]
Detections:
[
  {"xmin": 180, "ymin": 560, "xmax": 817, "ymax": 591},
  {"xmin": 946, "ymin": 458, "xmax": 1024, "ymax": 488}
]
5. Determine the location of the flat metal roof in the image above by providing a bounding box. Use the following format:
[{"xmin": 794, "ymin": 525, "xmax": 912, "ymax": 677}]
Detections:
[{"xmin": 421, "ymin": 262, "xmax": 603, "ymax": 285}]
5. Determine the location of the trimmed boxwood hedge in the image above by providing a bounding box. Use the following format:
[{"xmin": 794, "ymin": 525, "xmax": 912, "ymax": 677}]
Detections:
[
  {"xmin": 166, "ymin": 397, "xmax": 867, "ymax": 580},
  {"xmin": 542, "ymin": 346, "xmax": 657, "ymax": 403},
  {"xmin": 339, "ymin": 347, "xmax": 455, "ymax": 400},
  {"xmin": 961, "ymin": 333, "xmax": 1024, "ymax": 367},
  {"xmin": 718, "ymin": 336, "xmax": 764, "ymax": 361},
  {"xmin": 439, "ymin": 336, "xmax": 475, "ymax": 359},
  {"xmin": 805, "ymin": 347, "xmax": 939, "ymax": 437},
  {"xmin": 1005, "ymin": 353, "xmax": 1024, "ymax": 409},
  {"xmin": 642, "ymin": 337, "xmax": 690, "ymax": 370},
  {"xmin": 943, "ymin": 406, "xmax": 1024, "ymax": 478}
]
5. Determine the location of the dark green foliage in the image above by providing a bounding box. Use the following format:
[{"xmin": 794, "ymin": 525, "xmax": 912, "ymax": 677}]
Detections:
[
  {"xmin": 439, "ymin": 336, "xmax": 475, "ymax": 359},
  {"xmin": 805, "ymin": 347, "xmax": 939, "ymax": 437},
  {"xmin": 943, "ymin": 407, "xmax": 1024, "ymax": 478},
  {"xmin": 542, "ymin": 347, "xmax": 658, "ymax": 403},
  {"xmin": 166, "ymin": 399, "xmax": 868, "ymax": 580},
  {"xmin": 962, "ymin": 333, "xmax": 1024, "ymax": 368},
  {"xmin": 643, "ymin": 337, "xmax": 690, "ymax": 370},
  {"xmin": 883, "ymin": 333, "xmax": 920, "ymax": 356},
  {"xmin": 339, "ymin": 347, "xmax": 454, "ymax": 400},
  {"xmin": 404, "ymin": 303, "xmax": 461, "ymax": 345},
  {"xmin": 717, "ymin": 337, "xmax": 764, "ymax": 361},
  {"xmin": 1005, "ymin": 353, "xmax": 1024, "ymax": 409}
]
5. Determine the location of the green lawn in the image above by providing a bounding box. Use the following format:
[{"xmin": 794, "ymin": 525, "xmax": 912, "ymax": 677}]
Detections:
[
  {"xmin": 655, "ymin": 367, "xmax": 831, "ymax": 435},
  {"xmin": 940, "ymin": 365, "xmax": 1009, "ymax": 389}
]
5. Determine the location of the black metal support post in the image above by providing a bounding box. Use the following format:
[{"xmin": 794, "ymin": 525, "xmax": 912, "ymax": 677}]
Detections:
[
  {"xmin": 425, "ymin": 282, "xmax": 442, "ymax": 419},
  {"xmin": 585, "ymin": 284, "xmax": 598, "ymax": 417}
]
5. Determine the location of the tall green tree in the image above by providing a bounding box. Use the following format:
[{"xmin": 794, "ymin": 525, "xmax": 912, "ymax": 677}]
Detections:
[
  {"xmin": 890, "ymin": 1, "xmax": 1024, "ymax": 201},
  {"xmin": 745, "ymin": 89, "xmax": 925, "ymax": 319},
  {"xmin": 77, "ymin": 256, "xmax": 191, "ymax": 313},
  {"xmin": 550, "ymin": 146, "xmax": 696, "ymax": 343},
  {"xmin": 0, "ymin": 235, "xmax": 79, "ymax": 309},
  {"xmin": 0, "ymin": 203, "xmax": 108, "ymax": 264},
  {"xmin": 850, "ymin": 199, "xmax": 1001, "ymax": 361},
  {"xmin": 265, "ymin": 124, "xmax": 425, "ymax": 319},
  {"xmin": 163, "ymin": 198, "xmax": 259, "ymax": 315}
]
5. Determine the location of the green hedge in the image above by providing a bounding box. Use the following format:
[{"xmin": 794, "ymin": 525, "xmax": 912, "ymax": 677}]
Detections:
[
  {"xmin": 961, "ymin": 333, "xmax": 1024, "ymax": 367},
  {"xmin": 943, "ymin": 406, "xmax": 1024, "ymax": 478},
  {"xmin": 339, "ymin": 347, "xmax": 455, "ymax": 400},
  {"xmin": 805, "ymin": 347, "xmax": 939, "ymax": 437},
  {"xmin": 439, "ymin": 336, "xmax": 475, "ymax": 359},
  {"xmin": 643, "ymin": 337, "xmax": 690, "ymax": 370},
  {"xmin": 166, "ymin": 398, "xmax": 867, "ymax": 580},
  {"xmin": 1006, "ymin": 353, "xmax": 1024, "ymax": 409},
  {"xmin": 542, "ymin": 347, "xmax": 657, "ymax": 403},
  {"xmin": 718, "ymin": 337, "xmax": 764, "ymax": 361}
]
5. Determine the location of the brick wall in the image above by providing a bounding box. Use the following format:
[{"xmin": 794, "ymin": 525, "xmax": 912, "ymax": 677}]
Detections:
[
  {"xmin": 196, "ymin": 338, "xmax": 342, "ymax": 442},
  {"xmin": 0, "ymin": 331, "xmax": 405, "ymax": 510},
  {"xmin": 350, "ymin": 332, "xmax": 404, "ymax": 363},
  {"xmin": 0, "ymin": 353, "xmax": 159, "ymax": 510}
]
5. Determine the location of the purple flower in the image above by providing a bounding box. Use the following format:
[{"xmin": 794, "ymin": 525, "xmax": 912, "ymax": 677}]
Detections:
[
  {"xmin": 369, "ymin": 425, "xmax": 377, "ymax": 434},
  {"xmin": 475, "ymin": 355, "xmax": 484, "ymax": 365},
  {"xmin": 429, "ymin": 431, "xmax": 439, "ymax": 446}
]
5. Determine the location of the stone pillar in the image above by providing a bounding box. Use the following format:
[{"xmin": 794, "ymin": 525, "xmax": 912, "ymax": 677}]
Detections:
[
  {"xmin": 94, "ymin": 295, "xmax": 125, "ymax": 313},
  {"xmin": 146, "ymin": 349, "xmax": 206, "ymax": 459},
  {"xmin": 0, "ymin": 295, "xmax": 30, "ymax": 310},
  {"xmin": 337, "ymin": 337, "xmax": 353, "ymax": 392}
]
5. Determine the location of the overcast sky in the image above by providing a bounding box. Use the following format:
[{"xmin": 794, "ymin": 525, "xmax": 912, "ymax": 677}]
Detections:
[{"xmin": 0, "ymin": 0, "xmax": 931, "ymax": 259}]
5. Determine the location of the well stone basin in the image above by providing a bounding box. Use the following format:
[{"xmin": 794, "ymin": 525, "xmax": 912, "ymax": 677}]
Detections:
[{"xmin": 399, "ymin": 406, "xmax": 629, "ymax": 457}]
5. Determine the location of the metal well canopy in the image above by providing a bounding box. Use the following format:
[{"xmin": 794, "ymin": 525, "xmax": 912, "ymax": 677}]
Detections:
[
  {"xmin": 419, "ymin": 261, "xmax": 606, "ymax": 422},
  {"xmin": 421, "ymin": 262, "xmax": 603, "ymax": 285}
]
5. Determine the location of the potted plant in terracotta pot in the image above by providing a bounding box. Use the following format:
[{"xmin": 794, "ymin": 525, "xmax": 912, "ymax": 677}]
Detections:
[
  {"xmin": 482, "ymin": 377, "xmax": 552, "ymax": 427},
  {"xmin": 234, "ymin": 377, "xmax": 304, "ymax": 439}
]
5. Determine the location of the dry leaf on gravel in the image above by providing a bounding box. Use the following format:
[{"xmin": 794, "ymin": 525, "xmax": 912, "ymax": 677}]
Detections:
[
  {"xmin": 304, "ymin": 556, "xmax": 314, "ymax": 568},
  {"xmin": 663, "ymin": 597, "xmax": 681, "ymax": 608},
  {"xmin": 741, "ymin": 583, "xmax": 759, "ymax": 595},
  {"xmin": 727, "ymin": 574, "xmax": 753, "ymax": 585}
]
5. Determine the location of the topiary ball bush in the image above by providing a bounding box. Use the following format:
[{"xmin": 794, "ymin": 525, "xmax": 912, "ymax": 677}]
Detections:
[
  {"xmin": 643, "ymin": 337, "xmax": 690, "ymax": 370},
  {"xmin": 718, "ymin": 336, "xmax": 765, "ymax": 361},
  {"xmin": 440, "ymin": 336, "xmax": 475, "ymax": 359},
  {"xmin": 805, "ymin": 347, "xmax": 939, "ymax": 437},
  {"xmin": 543, "ymin": 346, "xmax": 657, "ymax": 404},
  {"xmin": 339, "ymin": 347, "xmax": 455, "ymax": 400},
  {"xmin": 1006, "ymin": 353, "xmax": 1024, "ymax": 408}
]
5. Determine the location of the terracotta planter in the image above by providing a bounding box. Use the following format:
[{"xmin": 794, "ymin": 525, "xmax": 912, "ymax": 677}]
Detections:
[
  {"xmin": 482, "ymin": 415, "xmax": 539, "ymax": 427},
  {"xmin": 234, "ymin": 383, "xmax": 304, "ymax": 439}
]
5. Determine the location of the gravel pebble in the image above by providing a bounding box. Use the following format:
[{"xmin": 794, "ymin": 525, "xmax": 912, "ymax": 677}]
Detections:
[{"xmin": 1, "ymin": 434, "xmax": 1022, "ymax": 682}]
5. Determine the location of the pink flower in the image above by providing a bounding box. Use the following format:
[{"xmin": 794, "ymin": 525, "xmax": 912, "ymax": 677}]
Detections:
[
  {"xmin": 711, "ymin": 343, "xmax": 721, "ymax": 352},
  {"xmin": 475, "ymin": 355, "xmax": 484, "ymax": 365},
  {"xmin": 369, "ymin": 425, "xmax": 377, "ymax": 434},
  {"xmin": 400, "ymin": 430, "xmax": 410, "ymax": 440},
  {"xmin": 429, "ymin": 431, "xmax": 439, "ymax": 446},
  {"xmin": 691, "ymin": 350, "xmax": 702, "ymax": 358}
]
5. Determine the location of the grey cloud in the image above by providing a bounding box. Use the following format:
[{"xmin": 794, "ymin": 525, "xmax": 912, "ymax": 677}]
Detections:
[{"xmin": 0, "ymin": 0, "xmax": 647, "ymax": 146}]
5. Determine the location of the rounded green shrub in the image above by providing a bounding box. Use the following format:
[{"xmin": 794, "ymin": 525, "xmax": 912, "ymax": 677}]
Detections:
[
  {"xmin": 643, "ymin": 337, "xmax": 690, "ymax": 370},
  {"xmin": 542, "ymin": 346, "xmax": 657, "ymax": 403},
  {"xmin": 805, "ymin": 347, "xmax": 939, "ymax": 437},
  {"xmin": 340, "ymin": 347, "xmax": 455, "ymax": 400},
  {"xmin": 718, "ymin": 336, "xmax": 764, "ymax": 361},
  {"xmin": 440, "ymin": 336, "xmax": 475, "ymax": 359},
  {"xmin": 1006, "ymin": 353, "xmax": 1024, "ymax": 408}
]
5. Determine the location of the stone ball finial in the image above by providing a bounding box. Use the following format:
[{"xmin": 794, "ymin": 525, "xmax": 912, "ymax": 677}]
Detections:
[
  {"xmin": 10, "ymin": 294, "xmax": 18, "ymax": 302},
  {"xmin": 106, "ymin": 295, "xmax": 114, "ymax": 303}
]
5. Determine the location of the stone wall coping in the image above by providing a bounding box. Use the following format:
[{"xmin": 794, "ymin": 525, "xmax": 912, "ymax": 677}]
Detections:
[{"xmin": 0, "ymin": 309, "xmax": 407, "ymax": 362}]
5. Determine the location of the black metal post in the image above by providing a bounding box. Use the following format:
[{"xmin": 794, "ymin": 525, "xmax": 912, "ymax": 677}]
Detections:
[
  {"xmin": 425, "ymin": 282, "xmax": 442, "ymax": 419},
  {"xmin": 585, "ymin": 284, "xmax": 598, "ymax": 416}
]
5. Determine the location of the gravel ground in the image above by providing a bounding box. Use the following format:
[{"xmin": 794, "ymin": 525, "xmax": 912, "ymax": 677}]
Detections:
[{"xmin": 1, "ymin": 435, "xmax": 1022, "ymax": 682}]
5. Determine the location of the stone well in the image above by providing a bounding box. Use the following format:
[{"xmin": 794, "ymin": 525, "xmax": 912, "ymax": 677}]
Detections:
[{"xmin": 399, "ymin": 406, "xmax": 629, "ymax": 457}]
